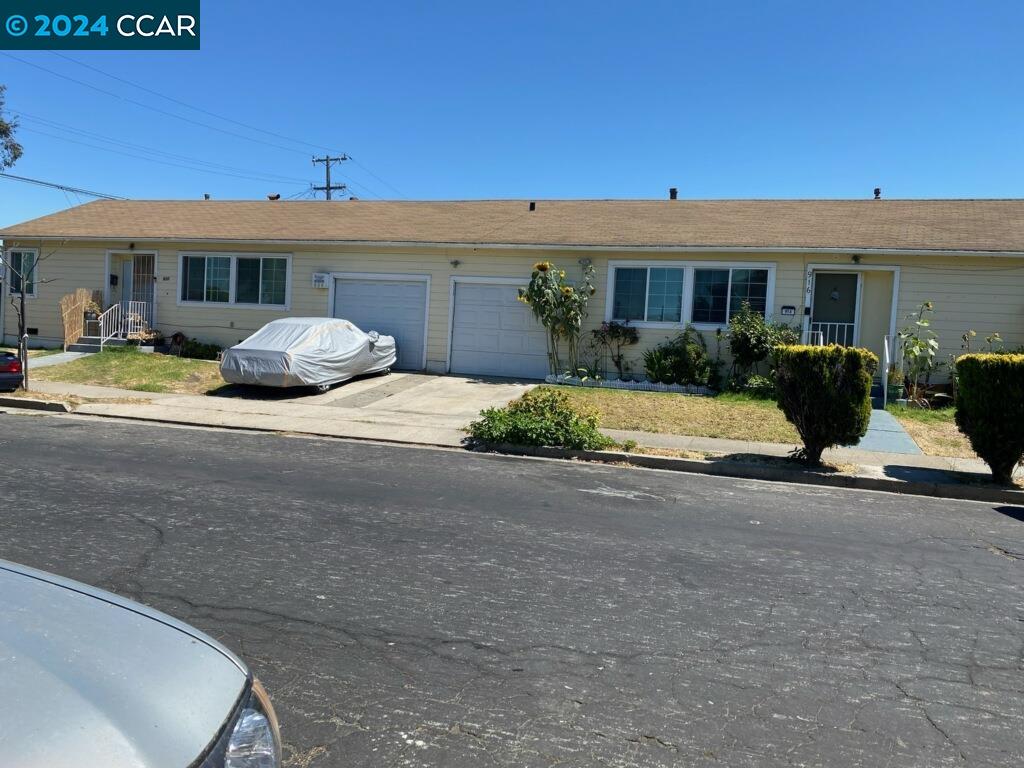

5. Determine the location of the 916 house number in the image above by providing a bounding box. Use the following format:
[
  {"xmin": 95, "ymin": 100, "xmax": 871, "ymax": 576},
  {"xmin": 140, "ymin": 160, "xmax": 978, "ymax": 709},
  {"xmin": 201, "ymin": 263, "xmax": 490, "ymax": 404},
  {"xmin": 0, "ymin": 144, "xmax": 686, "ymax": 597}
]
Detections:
[{"xmin": 22, "ymin": 14, "xmax": 196, "ymax": 38}]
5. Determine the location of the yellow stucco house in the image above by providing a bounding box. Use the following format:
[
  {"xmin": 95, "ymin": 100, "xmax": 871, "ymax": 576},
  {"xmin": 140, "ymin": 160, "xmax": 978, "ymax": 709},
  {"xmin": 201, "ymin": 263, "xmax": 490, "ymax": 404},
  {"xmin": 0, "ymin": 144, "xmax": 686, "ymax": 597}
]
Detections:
[{"xmin": 1, "ymin": 198, "xmax": 1022, "ymax": 379}]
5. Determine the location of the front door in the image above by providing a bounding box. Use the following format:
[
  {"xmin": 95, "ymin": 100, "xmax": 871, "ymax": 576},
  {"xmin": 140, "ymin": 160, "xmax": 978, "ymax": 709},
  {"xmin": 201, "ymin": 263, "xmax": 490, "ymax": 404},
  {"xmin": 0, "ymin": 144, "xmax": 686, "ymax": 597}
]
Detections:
[{"xmin": 810, "ymin": 272, "xmax": 859, "ymax": 346}]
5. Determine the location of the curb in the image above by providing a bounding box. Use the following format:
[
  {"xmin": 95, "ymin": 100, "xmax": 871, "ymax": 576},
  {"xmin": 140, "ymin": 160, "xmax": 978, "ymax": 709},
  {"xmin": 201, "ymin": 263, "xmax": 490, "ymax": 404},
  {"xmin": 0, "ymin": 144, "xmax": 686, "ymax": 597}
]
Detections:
[
  {"xmin": 475, "ymin": 443, "xmax": 1024, "ymax": 505},
  {"xmin": 0, "ymin": 396, "xmax": 71, "ymax": 413}
]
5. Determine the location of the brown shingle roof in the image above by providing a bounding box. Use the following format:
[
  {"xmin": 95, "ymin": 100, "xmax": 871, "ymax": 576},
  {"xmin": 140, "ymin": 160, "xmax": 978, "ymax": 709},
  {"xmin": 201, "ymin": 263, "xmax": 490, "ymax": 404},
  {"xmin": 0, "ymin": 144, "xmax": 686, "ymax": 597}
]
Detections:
[{"xmin": 2, "ymin": 199, "xmax": 1024, "ymax": 253}]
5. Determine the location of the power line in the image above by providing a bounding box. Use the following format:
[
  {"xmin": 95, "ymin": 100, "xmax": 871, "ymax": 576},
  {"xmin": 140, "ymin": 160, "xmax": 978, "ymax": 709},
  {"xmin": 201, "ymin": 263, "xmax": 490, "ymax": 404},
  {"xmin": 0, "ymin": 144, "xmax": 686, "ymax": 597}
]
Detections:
[
  {"xmin": 49, "ymin": 52, "xmax": 403, "ymax": 199},
  {"xmin": 0, "ymin": 172, "xmax": 124, "ymax": 199},
  {"xmin": 19, "ymin": 126, "xmax": 312, "ymax": 186},
  {"xmin": 13, "ymin": 108, "xmax": 314, "ymax": 185}
]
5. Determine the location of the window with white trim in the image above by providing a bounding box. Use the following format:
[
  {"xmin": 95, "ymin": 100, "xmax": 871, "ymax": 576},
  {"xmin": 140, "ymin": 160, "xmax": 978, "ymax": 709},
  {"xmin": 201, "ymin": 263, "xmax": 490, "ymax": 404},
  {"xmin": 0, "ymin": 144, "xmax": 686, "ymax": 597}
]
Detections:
[
  {"xmin": 179, "ymin": 254, "xmax": 289, "ymax": 306},
  {"xmin": 609, "ymin": 263, "xmax": 774, "ymax": 327},
  {"xmin": 6, "ymin": 250, "xmax": 38, "ymax": 297},
  {"xmin": 611, "ymin": 267, "xmax": 685, "ymax": 322},
  {"xmin": 692, "ymin": 267, "xmax": 769, "ymax": 324}
]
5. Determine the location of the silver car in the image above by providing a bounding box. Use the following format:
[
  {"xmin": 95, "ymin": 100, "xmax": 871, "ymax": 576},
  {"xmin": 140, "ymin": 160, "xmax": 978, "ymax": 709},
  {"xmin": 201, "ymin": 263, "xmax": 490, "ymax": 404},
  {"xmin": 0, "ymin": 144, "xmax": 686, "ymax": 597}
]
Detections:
[{"xmin": 0, "ymin": 559, "xmax": 282, "ymax": 767}]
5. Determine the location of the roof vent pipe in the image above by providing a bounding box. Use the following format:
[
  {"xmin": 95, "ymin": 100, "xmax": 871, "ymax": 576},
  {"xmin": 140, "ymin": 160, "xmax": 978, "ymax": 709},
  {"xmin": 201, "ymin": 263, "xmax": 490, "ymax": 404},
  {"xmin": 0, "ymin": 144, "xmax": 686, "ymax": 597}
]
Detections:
[
  {"xmin": 203, "ymin": 193, "xmax": 210, "ymax": 200},
  {"xmin": 873, "ymin": 187, "xmax": 881, "ymax": 200},
  {"xmin": 528, "ymin": 201, "xmax": 536, "ymax": 212},
  {"xmin": 267, "ymin": 193, "xmax": 281, "ymax": 201},
  {"xmin": 669, "ymin": 187, "xmax": 678, "ymax": 200}
]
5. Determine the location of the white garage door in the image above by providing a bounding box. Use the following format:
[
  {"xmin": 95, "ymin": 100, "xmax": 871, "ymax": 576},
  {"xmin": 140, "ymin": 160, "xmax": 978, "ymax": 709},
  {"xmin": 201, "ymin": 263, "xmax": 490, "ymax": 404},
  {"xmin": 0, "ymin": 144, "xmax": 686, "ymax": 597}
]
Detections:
[
  {"xmin": 450, "ymin": 282, "xmax": 549, "ymax": 379},
  {"xmin": 332, "ymin": 277, "xmax": 427, "ymax": 370}
]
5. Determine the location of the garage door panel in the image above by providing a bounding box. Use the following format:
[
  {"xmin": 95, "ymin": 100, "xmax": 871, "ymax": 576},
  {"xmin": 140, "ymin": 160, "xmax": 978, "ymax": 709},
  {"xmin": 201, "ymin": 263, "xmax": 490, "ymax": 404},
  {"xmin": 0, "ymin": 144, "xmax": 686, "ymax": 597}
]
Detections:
[
  {"xmin": 450, "ymin": 282, "xmax": 549, "ymax": 379},
  {"xmin": 332, "ymin": 278, "xmax": 426, "ymax": 370}
]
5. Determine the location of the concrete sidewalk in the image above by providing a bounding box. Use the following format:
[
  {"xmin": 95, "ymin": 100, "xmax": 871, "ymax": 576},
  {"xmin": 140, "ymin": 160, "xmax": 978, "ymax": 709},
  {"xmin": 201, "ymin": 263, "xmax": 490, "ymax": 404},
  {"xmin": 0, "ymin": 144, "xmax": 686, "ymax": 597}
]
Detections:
[
  {"xmin": 21, "ymin": 374, "xmax": 533, "ymax": 447},
  {"xmin": 5, "ymin": 377, "xmax": 1019, "ymax": 499}
]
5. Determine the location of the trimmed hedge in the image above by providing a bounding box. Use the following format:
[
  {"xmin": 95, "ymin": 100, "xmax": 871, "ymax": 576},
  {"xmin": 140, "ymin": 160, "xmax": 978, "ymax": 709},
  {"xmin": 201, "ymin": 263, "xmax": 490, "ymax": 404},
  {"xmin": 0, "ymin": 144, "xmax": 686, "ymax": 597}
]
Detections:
[
  {"xmin": 955, "ymin": 353, "xmax": 1024, "ymax": 483},
  {"xmin": 468, "ymin": 388, "xmax": 614, "ymax": 450},
  {"xmin": 774, "ymin": 345, "xmax": 877, "ymax": 466}
]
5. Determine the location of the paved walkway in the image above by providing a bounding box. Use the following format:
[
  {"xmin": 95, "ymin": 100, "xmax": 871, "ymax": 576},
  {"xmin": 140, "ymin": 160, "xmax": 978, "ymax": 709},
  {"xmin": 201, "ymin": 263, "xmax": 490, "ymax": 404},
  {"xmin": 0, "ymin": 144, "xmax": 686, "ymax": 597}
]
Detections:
[
  {"xmin": 25, "ymin": 351, "xmax": 89, "ymax": 369},
  {"xmin": 855, "ymin": 408, "xmax": 921, "ymax": 454}
]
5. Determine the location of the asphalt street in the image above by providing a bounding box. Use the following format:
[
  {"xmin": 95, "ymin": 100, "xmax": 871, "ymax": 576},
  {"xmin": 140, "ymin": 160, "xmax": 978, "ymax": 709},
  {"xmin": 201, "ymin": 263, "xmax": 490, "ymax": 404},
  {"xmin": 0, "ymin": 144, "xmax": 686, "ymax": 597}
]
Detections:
[{"xmin": 1, "ymin": 412, "xmax": 1022, "ymax": 767}]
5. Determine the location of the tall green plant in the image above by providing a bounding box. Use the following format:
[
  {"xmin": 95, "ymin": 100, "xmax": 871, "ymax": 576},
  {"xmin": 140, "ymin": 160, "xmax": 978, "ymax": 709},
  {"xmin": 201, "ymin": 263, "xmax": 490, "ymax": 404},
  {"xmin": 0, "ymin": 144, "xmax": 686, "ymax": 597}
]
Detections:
[
  {"xmin": 518, "ymin": 261, "xmax": 596, "ymax": 374},
  {"xmin": 897, "ymin": 301, "xmax": 939, "ymax": 402},
  {"xmin": 727, "ymin": 301, "xmax": 800, "ymax": 379}
]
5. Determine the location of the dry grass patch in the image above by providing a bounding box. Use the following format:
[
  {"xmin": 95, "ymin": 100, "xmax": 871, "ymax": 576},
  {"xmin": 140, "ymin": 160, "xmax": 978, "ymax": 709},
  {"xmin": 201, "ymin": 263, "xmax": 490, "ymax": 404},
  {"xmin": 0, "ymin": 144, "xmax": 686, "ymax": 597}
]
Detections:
[
  {"xmin": 547, "ymin": 386, "xmax": 800, "ymax": 444},
  {"xmin": 887, "ymin": 405, "xmax": 976, "ymax": 459},
  {"xmin": 33, "ymin": 348, "xmax": 224, "ymax": 395}
]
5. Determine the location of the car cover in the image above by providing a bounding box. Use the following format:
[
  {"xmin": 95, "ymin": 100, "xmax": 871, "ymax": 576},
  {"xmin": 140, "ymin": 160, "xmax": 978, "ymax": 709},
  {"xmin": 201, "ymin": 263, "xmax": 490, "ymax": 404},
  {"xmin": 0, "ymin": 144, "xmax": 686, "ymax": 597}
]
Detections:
[{"xmin": 220, "ymin": 317, "xmax": 396, "ymax": 387}]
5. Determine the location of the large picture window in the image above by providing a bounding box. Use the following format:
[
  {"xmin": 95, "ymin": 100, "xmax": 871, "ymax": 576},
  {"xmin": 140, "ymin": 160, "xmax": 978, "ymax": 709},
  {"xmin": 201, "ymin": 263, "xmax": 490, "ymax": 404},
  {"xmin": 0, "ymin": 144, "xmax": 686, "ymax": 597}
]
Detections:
[
  {"xmin": 179, "ymin": 253, "xmax": 290, "ymax": 307},
  {"xmin": 6, "ymin": 250, "xmax": 37, "ymax": 297},
  {"xmin": 609, "ymin": 262, "xmax": 773, "ymax": 327}
]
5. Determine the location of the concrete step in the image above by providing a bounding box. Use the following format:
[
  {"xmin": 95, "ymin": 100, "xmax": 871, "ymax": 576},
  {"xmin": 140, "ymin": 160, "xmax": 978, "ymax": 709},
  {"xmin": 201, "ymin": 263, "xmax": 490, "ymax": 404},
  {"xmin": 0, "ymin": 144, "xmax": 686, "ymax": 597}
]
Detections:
[{"xmin": 67, "ymin": 343, "xmax": 102, "ymax": 353}]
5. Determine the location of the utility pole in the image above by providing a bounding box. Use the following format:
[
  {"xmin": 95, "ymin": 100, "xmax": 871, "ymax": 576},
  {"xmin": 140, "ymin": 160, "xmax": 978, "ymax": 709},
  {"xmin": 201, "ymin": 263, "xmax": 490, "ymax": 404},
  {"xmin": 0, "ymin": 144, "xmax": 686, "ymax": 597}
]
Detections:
[{"xmin": 312, "ymin": 155, "xmax": 348, "ymax": 200}]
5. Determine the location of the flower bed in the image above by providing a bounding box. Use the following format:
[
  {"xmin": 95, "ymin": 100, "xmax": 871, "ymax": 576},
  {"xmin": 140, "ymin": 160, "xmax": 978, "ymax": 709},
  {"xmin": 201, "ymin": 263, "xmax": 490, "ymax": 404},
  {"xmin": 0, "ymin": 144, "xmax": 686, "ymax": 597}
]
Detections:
[{"xmin": 544, "ymin": 373, "xmax": 714, "ymax": 396}]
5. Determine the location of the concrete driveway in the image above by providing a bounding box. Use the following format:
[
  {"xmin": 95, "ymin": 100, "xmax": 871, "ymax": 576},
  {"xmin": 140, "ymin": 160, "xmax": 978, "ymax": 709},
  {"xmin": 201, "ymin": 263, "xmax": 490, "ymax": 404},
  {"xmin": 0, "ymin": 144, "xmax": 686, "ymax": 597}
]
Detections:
[{"xmin": 35, "ymin": 372, "xmax": 536, "ymax": 446}]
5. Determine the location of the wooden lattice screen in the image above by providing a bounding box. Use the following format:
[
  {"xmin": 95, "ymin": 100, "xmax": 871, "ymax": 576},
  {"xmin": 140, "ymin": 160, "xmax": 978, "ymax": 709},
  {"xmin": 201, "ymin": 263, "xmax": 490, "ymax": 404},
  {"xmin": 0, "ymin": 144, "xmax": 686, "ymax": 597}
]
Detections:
[{"xmin": 58, "ymin": 288, "xmax": 100, "ymax": 350}]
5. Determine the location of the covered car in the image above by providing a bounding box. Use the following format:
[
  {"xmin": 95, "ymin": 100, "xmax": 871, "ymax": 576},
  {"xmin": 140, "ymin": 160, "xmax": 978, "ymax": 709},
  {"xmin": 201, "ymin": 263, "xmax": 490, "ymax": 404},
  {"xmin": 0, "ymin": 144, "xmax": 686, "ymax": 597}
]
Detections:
[{"xmin": 220, "ymin": 317, "xmax": 396, "ymax": 389}]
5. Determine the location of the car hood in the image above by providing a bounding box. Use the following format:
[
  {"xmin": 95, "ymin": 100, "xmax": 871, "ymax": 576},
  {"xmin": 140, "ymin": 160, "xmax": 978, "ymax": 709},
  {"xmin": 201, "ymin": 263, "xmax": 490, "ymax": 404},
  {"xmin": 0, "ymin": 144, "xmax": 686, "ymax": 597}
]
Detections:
[{"xmin": 0, "ymin": 560, "xmax": 248, "ymax": 768}]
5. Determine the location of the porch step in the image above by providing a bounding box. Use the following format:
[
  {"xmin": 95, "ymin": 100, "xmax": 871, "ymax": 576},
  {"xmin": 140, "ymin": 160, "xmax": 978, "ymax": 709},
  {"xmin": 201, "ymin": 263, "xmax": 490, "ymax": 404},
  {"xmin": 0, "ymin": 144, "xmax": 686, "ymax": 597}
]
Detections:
[
  {"xmin": 67, "ymin": 336, "xmax": 128, "ymax": 353},
  {"xmin": 870, "ymin": 380, "xmax": 884, "ymax": 410}
]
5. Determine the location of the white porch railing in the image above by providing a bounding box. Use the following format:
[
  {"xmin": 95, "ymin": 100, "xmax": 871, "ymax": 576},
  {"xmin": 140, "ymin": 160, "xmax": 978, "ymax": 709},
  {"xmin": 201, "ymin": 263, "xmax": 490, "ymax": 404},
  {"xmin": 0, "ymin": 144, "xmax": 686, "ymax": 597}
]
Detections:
[
  {"xmin": 98, "ymin": 303, "xmax": 122, "ymax": 350},
  {"xmin": 97, "ymin": 300, "xmax": 151, "ymax": 349},
  {"xmin": 810, "ymin": 322, "xmax": 855, "ymax": 346},
  {"xmin": 121, "ymin": 300, "xmax": 150, "ymax": 337},
  {"xmin": 807, "ymin": 330, "xmax": 825, "ymax": 346}
]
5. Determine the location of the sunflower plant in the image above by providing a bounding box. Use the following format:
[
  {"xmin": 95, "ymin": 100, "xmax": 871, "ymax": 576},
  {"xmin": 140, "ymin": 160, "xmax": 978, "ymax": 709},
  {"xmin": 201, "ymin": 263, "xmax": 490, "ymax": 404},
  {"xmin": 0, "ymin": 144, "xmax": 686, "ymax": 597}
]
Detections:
[{"xmin": 518, "ymin": 261, "xmax": 596, "ymax": 375}]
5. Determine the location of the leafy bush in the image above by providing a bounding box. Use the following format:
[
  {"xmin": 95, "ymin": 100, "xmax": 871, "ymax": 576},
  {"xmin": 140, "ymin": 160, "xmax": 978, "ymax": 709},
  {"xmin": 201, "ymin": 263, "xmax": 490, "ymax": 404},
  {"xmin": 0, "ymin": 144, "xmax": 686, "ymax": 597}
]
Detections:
[
  {"xmin": 180, "ymin": 338, "xmax": 222, "ymax": 360},
  {"xmin": 774, "ymin": 345, "xmax": 877, "ymax": 466},
  {"xmin": 743, "ymin": 373, "xmax": 777, "ymax": 399},
  {"xmin": 643, "ymin": 327, "xmax": 715, "ymax": 386},
  {"xmin": 728, "ymin": 302, "xmax": 801, "ymax": 377},
  {"xmin": 468, "ymin": 388, "xmax": 614, "ymax": 450},
  {"xmin": 954, "ymin": 353, "xmax": 1024, "ymax": 483},
  {"xmin": 592, "ymin": 321, "xmax": 639, "ymax": 377}
]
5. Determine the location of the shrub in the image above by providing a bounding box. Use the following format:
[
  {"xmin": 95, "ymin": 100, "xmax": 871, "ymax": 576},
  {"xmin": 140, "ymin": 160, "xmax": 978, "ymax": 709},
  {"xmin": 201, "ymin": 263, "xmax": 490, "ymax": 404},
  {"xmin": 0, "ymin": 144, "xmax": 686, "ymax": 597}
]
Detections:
[
  {"xmin": 774, "ymin": 345, "xmax": 877, "ymax": 466},
  {"xmin": 180, "ymin": 338, "xmax": 222, "ymax": 360},
  {"xmin": 728, "ymin": 302, "xmax": 801, "ymax": 377},
  {"xmin": 643, "ymin": 327, "xmax": 714, "ymax": 386},
  {"xmin": 743, "ymin": 373, "xmax": 777, "ymax": 399},
  {"xmin": 592, "ymin": 321, "xmax": 639, "ymax": 377},
  {"xmin": 467, "ymin": 388, "xmax": 614, "ymax": 450},
  {"xmin": 954, "ymin": 353, "xmax": 1024, "ymax": 483}
]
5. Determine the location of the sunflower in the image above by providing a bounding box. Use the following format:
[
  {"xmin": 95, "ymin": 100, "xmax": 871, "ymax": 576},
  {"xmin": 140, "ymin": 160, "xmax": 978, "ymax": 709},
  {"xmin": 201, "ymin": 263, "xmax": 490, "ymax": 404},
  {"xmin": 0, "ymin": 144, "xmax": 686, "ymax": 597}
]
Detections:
[
  {"xmin": 533, "ymin": 261, "xmax": 551, "ymax": 272},
  {"xmin": 559, "ymin": 270, "xmax": 566, "ymax": 278},
  {"xmin": 561, "ymin": 286, "xmax": 574, "ymax": 296}
]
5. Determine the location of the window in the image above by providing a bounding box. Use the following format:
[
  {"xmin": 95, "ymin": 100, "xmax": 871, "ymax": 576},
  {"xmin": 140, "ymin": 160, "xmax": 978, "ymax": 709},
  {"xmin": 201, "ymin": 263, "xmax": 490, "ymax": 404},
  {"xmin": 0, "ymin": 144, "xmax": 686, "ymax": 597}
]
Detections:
[
  {"xmin": 611, "ymin": 267, "xmax": 685, "ymax": 323},
  {"xmin": 608, "ymin": 262, "xmax": 774, "ymax": 327},
  {"xmin": 179, "ymin": 254, "xmax": 289, "ymax": 307},
  {"xmin": 692, "ymin": 267, "xmax": 769, "ymax": 324},
  {"xmin": 6, "ymin": 250, "xmax": 37, "ymax": 297}
]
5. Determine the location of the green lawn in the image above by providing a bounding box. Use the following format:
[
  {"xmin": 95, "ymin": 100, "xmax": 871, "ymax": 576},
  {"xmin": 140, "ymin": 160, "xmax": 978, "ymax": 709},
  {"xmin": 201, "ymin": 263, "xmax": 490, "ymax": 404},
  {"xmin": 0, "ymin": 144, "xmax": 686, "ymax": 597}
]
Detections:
[
  {"xmin": 33, "ymin": 347, "xmax": 224, "ymax": 394},
  {"xmin": 886, "ymin": 404, "xmax": 976, "ymax": 458},
  {"xmin": 546, "ymin": 386, "xmax": 800, "ymax": 444}
]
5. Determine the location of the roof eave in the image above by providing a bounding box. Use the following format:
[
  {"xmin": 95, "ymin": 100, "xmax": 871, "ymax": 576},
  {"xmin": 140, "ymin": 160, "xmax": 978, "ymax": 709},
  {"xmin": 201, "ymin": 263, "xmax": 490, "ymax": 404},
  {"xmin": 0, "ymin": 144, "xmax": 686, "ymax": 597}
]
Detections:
[{"xmin": 3, "ymin": 234, "xmax": 1024, "ymax": 258}]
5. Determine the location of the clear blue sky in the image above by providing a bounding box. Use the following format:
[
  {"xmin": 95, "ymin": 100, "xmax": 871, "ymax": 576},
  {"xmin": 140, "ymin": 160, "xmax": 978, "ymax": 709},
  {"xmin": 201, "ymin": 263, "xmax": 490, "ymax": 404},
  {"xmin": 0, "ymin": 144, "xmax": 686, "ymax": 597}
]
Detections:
[{"xmin": 2, "ymin": 1, "xmax": 1022, "ymax": 226}]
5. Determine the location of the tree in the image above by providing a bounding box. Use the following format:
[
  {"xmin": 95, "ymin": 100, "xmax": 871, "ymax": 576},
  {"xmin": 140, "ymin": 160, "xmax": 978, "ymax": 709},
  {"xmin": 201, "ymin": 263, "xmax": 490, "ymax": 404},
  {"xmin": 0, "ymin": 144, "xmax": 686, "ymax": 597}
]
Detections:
[{"xmin": 0, "ymin": 85, "xmax": 21, "ymax": 170}]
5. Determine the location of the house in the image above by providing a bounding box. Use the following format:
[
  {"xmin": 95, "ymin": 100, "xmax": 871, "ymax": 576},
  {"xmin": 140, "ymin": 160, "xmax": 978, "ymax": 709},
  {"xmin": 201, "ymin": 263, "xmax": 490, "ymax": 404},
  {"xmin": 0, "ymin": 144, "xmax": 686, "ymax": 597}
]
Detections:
[{"xmin": 1, "ymin": 198, "xmax": 1023, "ymax": 379}]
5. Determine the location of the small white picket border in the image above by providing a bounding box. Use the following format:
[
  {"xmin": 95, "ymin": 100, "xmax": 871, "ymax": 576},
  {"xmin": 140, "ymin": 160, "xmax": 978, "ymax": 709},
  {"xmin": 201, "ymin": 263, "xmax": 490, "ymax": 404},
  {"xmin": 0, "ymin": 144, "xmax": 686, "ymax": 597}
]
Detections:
[{"xmin": 544, "ymin": 374, "xmax": 715, "ymax": 396}]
